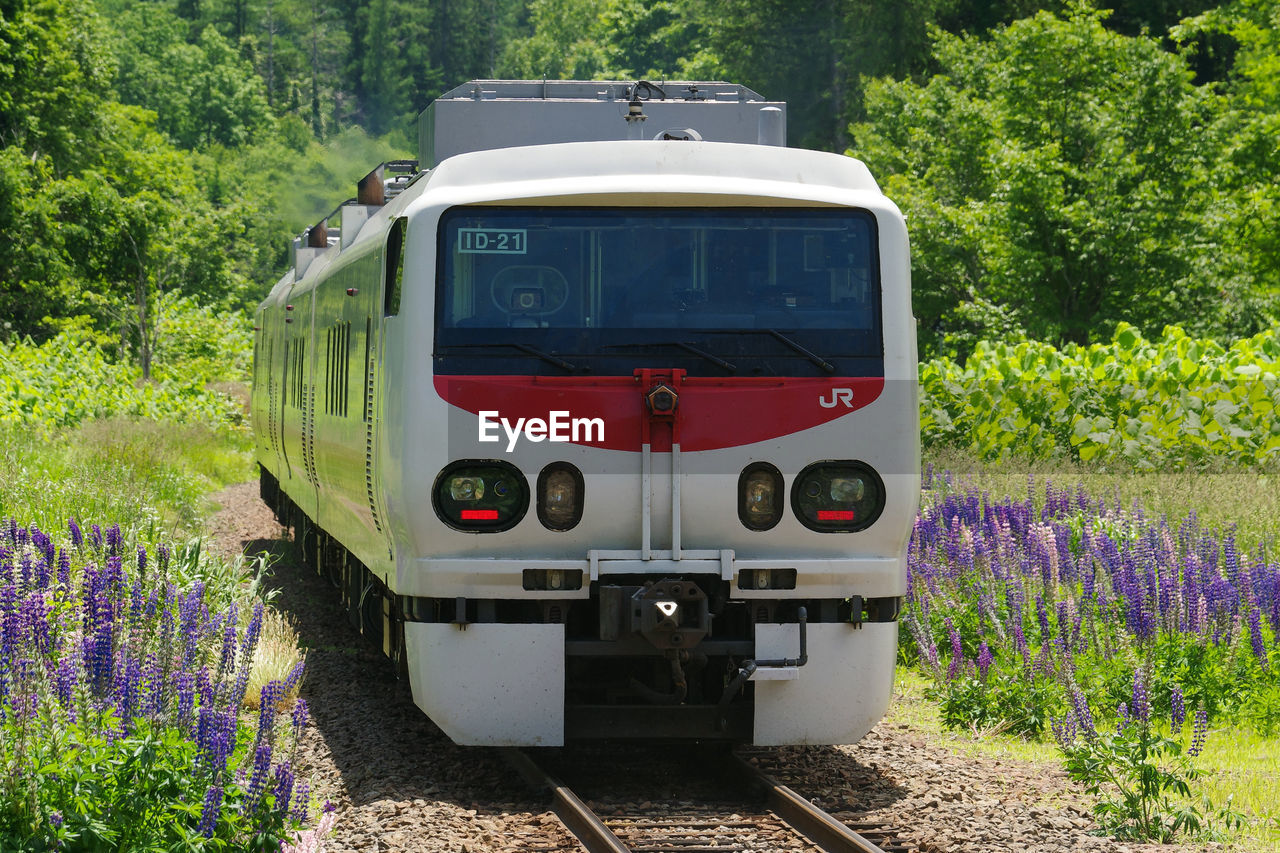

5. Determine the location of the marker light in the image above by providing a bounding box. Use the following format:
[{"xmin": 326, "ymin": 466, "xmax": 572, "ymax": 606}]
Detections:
[
  {"xmin": 432, "ymin": 461, "xmax": 529, "ymax": 532},
  {"xmin": 792, "ymin": 461, "xmax": 885, "ymax": 532},
  {"xmin": 738, "ymin": 463, "xmax": 783, "ymax": 531},
  {"xmin": 537, "ymin": 463, "xmax": 584, "ymax": 531}
]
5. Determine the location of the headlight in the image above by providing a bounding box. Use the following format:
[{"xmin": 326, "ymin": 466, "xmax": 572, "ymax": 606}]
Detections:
[
  {"xmin": 449, "ymin": 476, "xmax": 483, "ymax": 501},
  {"xmin": 738, "ymin": 462, "xmax": 783, "ymax": 531},
  {"xmin": 433, "ymin": 461, "xmax": 528, "ymax": 532},
  {"xmin": 537, "ymin": 463, "xmax": 584, "ymax": 530},
  {"xmin": 791, "ymin": 461, "xmax": 885, "ymax": 532}
]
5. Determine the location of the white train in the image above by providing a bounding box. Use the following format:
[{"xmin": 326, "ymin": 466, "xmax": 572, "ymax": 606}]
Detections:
[{"xmin": 251, "ymin": 80, "xmax": 919, "ymax": 746}]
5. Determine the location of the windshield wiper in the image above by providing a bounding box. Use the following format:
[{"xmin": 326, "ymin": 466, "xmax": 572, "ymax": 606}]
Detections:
[
  {"xmin": 725, "ymin": 330, "xmax": 836, "ymax": 373},
  {"xmin": 602, "ymin": 341, "xmax": 736, "ymax": 373},
  {"xmin": 445, "ymin": 343, "xmax": 577, "ymax": 372}
]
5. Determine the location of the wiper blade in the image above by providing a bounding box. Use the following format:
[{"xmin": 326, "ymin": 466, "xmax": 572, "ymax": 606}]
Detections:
[
  {"xmin": 602, "ymin": 341, "xmax": 736, "ymax": 372},
  {"xmin": 446, "ymin": 343, "xmax": 577, "ymax": 372},
  {"xmin": 747, "ymin": 329, "xmax": 836, "ymax": 373}
]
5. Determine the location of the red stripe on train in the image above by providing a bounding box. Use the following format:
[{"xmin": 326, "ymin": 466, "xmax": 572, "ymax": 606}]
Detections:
[{"xmin": 433, "ymin": 374, "xmax": 884, "ymax": 452}]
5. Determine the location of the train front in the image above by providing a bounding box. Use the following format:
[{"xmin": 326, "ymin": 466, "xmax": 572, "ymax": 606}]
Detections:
[{"xmin": 381, "ymin": 140, "xmax": 919, "ymax": 746}]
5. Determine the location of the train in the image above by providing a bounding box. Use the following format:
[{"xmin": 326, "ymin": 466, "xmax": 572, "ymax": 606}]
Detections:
[{"xmin": 250, "ymin": 80, "xmax": 919, "ymax": 747}]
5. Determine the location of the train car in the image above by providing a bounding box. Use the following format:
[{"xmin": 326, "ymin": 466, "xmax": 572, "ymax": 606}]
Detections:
[{"xmin": 250, "ymin": 80, "xmax": 919, "ymax": 747}]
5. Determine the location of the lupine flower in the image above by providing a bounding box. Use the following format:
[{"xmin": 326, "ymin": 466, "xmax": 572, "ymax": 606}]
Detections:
[
  {"xmin": 1189, "ymin": 706, "xmax": 1209, "ymax": 757},
  {"xmin": 291, "ymin": 698, "xmax": 310, "ymax": 738},
  {"xmin": 247, "ymin": 742, "xmax": 274, "ymax": 808},
  {"xmin": 1130, "ymin": 671, "xmax": 1150, "ymax": 724},
  {"xmin": 945, "ymin": 618, "xmax": 963, "ymax": 681},
  {"xmin": 291, "ymin": 780, "xmax": 311, "ymax": 823},
  {"xmin": 1248, "ymin": 607, "xmax": 1268, "ymax": 667},
  {"xmin": 1170, "ymin": 685, "xmax": 1186, "ymax": 730},
  {"xmin": 272, "ymin": 760, "xmax": 296, "ymax": 820},
  {"xmin": 68, "ymin": 520, "xmax": 82, "ymax": 549},
  {"xmin": 1069, "ymin": 686, "xmax": 1096, "ymax": 740},
  {"xmin": 279, "ymin": 810, "xmax": 338, "ymax": 853},
  {"xmin": 198, "ymin": 785, "xmax": 223, "ymax": 837},
  {"xmin": 976, "ymin": 640, "xmax": 993, "ymax": 682}
]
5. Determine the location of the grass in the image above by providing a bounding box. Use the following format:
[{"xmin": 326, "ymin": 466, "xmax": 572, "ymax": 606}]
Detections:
[
  {"xmin": 909, "ymin": 448, "xmax": 1280, "ymax": 851},
  {"xmin": 0, "ymin": 418, "xmax": 253, "ymax": 538},
  {"xmin": 892, "ymin": 668, "xmax": 1280, "ymax": 850},
  {"xmin": 924, "ymin": 446, "xmax": 1280, "ymax": 550}
]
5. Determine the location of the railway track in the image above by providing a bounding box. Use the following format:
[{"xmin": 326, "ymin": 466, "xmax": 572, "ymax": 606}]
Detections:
[{"xmin": 502, "ymin": 747, "xmax": 916, "ymax": 853}]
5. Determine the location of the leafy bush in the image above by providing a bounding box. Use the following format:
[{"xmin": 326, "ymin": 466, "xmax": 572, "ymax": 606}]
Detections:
[
  {"xmin": 0, "ymin": 330, "xmax": 244, "ymax": 431},
  {"xmin": 921, "ymin": 324, "xmax": 1280, "ymax": 467},
  {"xmin": 1053, "ymin": 676, "xmax": 1207, "ymax": 842}
]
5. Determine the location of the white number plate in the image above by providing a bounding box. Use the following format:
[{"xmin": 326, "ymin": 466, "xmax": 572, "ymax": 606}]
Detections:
[{"xmin": 457, "ymin": 228, "xmax": 527, "ymax": 254}]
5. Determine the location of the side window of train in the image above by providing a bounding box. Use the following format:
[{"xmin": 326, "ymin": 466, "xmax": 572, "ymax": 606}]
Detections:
[{"xmin": 384, "ymin": 217, "xmax": 407, "ymax": 317}]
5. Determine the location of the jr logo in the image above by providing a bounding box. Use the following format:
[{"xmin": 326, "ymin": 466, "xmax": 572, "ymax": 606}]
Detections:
[{"xmin": 818, "ymin": 388, "xmax": 856, "ymax": 409}]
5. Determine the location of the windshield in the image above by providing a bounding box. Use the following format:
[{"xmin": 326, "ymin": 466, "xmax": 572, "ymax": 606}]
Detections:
[{"xmin": 435, "ymin": 206, "xmax": 882, "ymax": 376}]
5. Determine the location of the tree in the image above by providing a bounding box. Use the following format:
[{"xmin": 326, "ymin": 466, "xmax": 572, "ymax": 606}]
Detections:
[
  {"xmin": 853, "ymin": 3, "xmax": 1243, "ymax": 356},
  {"xmin": 0, "ymin": 0, "xmax": 113, "ymax": 169},
  {"xmin": 112, "ymin": 15, "xmax": 273, "ymax": 148}
]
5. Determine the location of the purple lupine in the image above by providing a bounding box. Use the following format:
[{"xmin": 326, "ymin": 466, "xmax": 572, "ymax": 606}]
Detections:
[
  {"xmin": 179, "ymin": 584, "xmax": 205, "ymax": 669},
  {"xmin": 291, "ymin": 698, "xmax": 309, "ymax": 739},
  {"xmin": 105, "ymin": 524, "xmax": 122, "ymax": 553},
  {"xmin": 68, "ymin": 520, "xmax": 83, "ymax": 549},
  {"xmin": 143, "ymin": 654, "xmax": 164, "ymax": 717},
  {"xmin": 291, "ymin": 780, "xmax": 311, "ymax": 823},
  {"xmin": 1189, "ymin": 707, "xmax": 1209, "ymax": 757},
  {"xmin": 281, "ymin": 659, "xmax": 305, "ymax": 694},
  {"xmin": 175, "ymin": 670, "xmax": 196, "ymax": 724},
  {"xmin": 976, "ymin": 641, "xmax": 993, "ymax": 682},
  {"xmin": 1035, "ymin": 596, "xmax": 1051, "ymax": 644},
  {"xmin": 216, "ymin": 603, "xmax": 238, "ymax": 677},
  {"xmin": 272, "ymin": 760, "xmax": 296, "ymax": 818},
  {"xmin": 1070, "ymin": 686, "xmax": 1096, "ymax": 740},
  {"xmin": 1248, "ymin": 607, "xmax": 1268, "ymax": 667},
  {"xmin": 54, "ymin": 654, "xmax": 77, "ymax": 710},
  {"xmin": 1170, "ymin": 685, "xmax": 1186, "ymax": 730},
  {"xmin": 1050, "ymin": 713, "xmax": 1078, "ymax": 748},
  {"xmin": 257, "ymin": 680, "xmax": 284, "ymax": 746},
  {"xmin": 87, "ymin": 621, "xmax": 113, "ymax": 697},
  {"xmin": 56, "ymin": 549, "xmax": 70, "ymax": 590},
  {"xmin": 157, "ymin": 543, "xmax": 170, "ymax": 572},
  {"xmin": 1130, "ymin": 671, "xmax": 1150, "ymax": 723},
  {"xmin": 198, "ymin": 785, "xmax": 223, "ymax": 837},
  {"xmin": 945, "ymin": 618, "xmax": 963, "ymax": 681},
  {"xmin": 114, "ymin": 656, "xmax": 143, "ymax": 732},
  {"xmin": 246, "ymin": 742, "xmax": 273, "ymax": 808},
  {"xmin": 241, "ymin": 603, "xmax": 264, "ymax": 668},
  {"xmin": 136, "ymin": 546, "xmax": 147, "ymax": 578}
]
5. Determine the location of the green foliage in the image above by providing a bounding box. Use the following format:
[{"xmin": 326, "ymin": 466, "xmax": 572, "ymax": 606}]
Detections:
[
  {"xmin": 0, "ymin": 331, "xmax": 245, "ymax": 432},
  {"xmin": 920, "ymin": 324, "xmax": 1280, "ymax": 467},
  {"xmin": 112, "ymin": 10, "xmax": 273, "ymax": 149},
  {"xmin": 0, "ymin": 0, "xmax": 114, "ymax": 166},
  {"xmin": 854, "ymin": 4, "xmax": 1271, "ymax": 354},
  {"xmin": 929, "ymin": 671, "xmax": 1060, "ymax": 738},
  {"xmin": 0, "ymin": 720, "xmax": 286, "ymax": 851}
]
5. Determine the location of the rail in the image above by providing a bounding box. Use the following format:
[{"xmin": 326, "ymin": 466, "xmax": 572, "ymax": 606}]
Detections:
[{"xmin": 502, "ymin": 747, "xmax": 914, "ymax": 853}]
